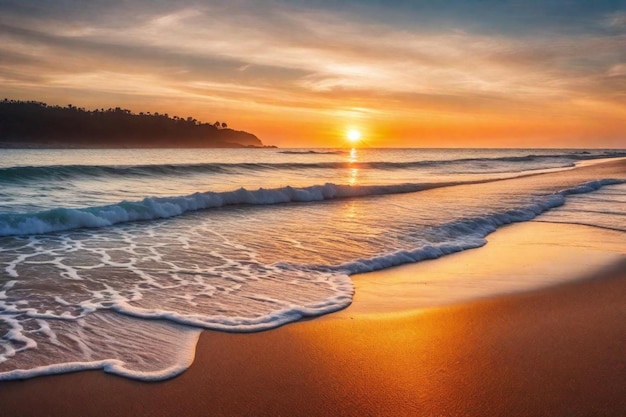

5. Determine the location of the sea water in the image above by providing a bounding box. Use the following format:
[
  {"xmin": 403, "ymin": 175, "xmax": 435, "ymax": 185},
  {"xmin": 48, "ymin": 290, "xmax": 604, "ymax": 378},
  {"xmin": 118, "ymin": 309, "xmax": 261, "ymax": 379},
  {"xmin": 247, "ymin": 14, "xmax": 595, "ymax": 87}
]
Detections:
[{"xmin": 0, "ymin": 148, "xmax": 624, "ymax": 380}]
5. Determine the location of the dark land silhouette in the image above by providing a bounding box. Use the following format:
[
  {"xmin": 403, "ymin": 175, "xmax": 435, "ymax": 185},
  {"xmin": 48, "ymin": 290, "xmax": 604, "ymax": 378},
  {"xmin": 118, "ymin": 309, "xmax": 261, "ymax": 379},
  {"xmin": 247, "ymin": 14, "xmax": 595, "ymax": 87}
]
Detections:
[{"xmin": 0, "ymin": 100, "xmax": 266, "ymax": 148}]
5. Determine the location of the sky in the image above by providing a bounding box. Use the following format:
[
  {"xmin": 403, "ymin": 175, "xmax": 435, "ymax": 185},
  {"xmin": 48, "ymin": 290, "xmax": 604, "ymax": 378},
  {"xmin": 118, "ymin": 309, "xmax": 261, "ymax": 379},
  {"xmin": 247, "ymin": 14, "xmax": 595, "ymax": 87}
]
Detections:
[{"xmin": 1, "ymin": 0, "xmax": 625, "ymax": 148}]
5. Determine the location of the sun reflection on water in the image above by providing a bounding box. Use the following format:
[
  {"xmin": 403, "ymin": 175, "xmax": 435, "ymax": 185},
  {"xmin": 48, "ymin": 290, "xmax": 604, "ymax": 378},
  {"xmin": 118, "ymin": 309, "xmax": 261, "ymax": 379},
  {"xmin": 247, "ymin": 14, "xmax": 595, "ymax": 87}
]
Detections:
[
  {"xmin": 349, "ymin": 147, "xmax": 358, "ymax": 163},
  {"xmin": 349, "ymin": 168, "xmax": 359, "ymax": 185},
  {"xmin": 348, "ymin": 148, "xmax": 359, "ymax": 185}
]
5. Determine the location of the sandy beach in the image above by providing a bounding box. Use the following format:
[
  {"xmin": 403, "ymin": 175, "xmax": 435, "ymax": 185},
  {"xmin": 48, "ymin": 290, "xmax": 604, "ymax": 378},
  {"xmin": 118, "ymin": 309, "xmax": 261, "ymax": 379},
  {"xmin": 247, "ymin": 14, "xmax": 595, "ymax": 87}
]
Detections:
[
  {"xmin": 3, "ymin": 0, "xmax": 625, "ymax": 413},
  {"xmin": 0, "ymin": 160, "xmax": 625, "ymax": 417}
]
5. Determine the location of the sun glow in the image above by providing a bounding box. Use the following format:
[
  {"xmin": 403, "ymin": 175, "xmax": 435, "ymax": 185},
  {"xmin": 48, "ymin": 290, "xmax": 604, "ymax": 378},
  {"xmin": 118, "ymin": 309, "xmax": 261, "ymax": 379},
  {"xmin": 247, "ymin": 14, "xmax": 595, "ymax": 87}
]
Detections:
[{"xmin": 347, "ymin": 129, "xmax": 361, "ymax": 144}]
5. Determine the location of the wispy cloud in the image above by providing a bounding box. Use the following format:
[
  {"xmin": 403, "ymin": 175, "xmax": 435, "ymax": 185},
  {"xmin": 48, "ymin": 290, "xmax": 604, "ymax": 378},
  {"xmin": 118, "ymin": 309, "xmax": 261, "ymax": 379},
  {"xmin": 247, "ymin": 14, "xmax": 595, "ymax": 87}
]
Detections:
[{"xmin": 606, "ymin": 11, "xmax": 626, "ymax": 29}]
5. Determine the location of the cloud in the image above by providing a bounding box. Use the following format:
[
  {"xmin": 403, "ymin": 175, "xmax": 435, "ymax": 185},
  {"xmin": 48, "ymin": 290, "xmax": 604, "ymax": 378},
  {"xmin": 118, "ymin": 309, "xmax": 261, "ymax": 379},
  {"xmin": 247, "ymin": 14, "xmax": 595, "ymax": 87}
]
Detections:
[
  {"xmin": 606, "ymin": 11, "xmax": 626, "ymax": 30},
  {"xmin": 0, "ymin": 0, "xmax": 624, "ymax": 146},
  {"xmin": 607, "ymin": 63, "xmax": 626, "ymax": 77}
]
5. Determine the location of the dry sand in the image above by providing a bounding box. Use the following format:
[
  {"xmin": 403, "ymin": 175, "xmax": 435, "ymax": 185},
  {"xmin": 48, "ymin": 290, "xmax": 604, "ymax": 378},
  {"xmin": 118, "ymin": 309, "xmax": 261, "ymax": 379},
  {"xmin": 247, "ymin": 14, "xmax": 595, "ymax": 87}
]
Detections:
[{"xmin": 0, "ymin": 159, "xmax": 625, "ymax": 417}]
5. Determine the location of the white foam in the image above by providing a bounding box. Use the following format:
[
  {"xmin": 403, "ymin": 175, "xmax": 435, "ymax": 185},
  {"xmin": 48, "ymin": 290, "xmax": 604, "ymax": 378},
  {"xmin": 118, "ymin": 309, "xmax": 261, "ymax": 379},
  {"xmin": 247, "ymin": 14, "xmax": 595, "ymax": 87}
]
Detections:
[
  {"xmin": 0, "ymin": 341, "xmax": 200, "ymax": 382},
  {"xmin": 0, "ymin": 312, "xmax": 202, "ymax": 381}
]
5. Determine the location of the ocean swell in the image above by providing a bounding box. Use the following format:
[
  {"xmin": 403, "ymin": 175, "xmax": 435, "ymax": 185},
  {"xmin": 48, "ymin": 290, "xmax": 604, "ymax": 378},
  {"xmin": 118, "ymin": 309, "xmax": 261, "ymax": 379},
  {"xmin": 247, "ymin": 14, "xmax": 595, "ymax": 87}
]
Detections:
[
  {"xmin": 0, "ymin": 182, "xmax": 441, "ymax": 236},
  {"xmin": 1, "ymin": 150, "xmax": 624, "ymax": 183},
  {"xmin": 2, "ymin": 178, "xmax": 623, "ymax": 238}
]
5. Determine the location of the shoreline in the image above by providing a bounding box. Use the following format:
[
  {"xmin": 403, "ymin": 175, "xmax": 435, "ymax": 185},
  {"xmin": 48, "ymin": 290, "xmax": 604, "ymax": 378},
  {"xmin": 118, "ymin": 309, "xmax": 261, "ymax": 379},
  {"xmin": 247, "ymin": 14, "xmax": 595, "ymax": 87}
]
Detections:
[
  {"xmin": 344, "ymin": 221, "xmax": 625, "ymax": 314},
  {"xmin": 0, "ymin": 158, "xmax": 624, "ymax": 416},
  {"xmin": 1, "ymin": 222, "xmax": 624, "ymax": 416}
]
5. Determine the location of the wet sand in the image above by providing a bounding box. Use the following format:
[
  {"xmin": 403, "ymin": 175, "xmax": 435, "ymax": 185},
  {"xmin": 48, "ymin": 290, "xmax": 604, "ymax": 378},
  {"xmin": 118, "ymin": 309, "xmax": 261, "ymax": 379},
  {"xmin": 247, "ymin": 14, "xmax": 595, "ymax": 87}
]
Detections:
[
  {"xmin": 0, "ymin": 160, "xmax": 625, "ymax": 417},
  {"xmin": 1, "ymin": 222, "xmax": 624, "ymax": 416}
]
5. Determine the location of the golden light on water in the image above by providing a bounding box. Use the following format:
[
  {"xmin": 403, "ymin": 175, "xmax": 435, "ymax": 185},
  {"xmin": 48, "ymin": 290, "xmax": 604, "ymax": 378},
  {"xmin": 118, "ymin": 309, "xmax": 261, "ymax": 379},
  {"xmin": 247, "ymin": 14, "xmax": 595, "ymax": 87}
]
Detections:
[
  {"xmin": 349, "ymin": 147, "xmax": 358, "ymax": 163},
  {"xmin": 349, "ymin": 168, "xmax": 359, "ymax": 185},
  {"xmin": 348, "ymin": 147, "xmax": 359, "ymax": 185}
]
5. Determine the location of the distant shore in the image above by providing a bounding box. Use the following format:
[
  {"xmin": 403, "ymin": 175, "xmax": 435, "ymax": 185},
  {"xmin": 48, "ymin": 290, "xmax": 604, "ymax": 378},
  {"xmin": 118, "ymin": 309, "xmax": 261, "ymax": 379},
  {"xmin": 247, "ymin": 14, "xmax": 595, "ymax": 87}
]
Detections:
[
  {"xmin": 0, "ymin": 142, "xmax": 277, "ymax": 149},
  {"xmin": 0, "ymin": 100, "xmax": 268, "ymax": 148}
]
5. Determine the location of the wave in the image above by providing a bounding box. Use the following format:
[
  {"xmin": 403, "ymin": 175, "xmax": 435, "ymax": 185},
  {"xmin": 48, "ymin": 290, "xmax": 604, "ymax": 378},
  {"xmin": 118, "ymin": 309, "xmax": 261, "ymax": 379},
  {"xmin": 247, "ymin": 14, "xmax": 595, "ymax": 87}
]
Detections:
[
  {"xmin": 2, "ymin": 151, "xmax": 624, "ymax": 183},
  {"xmin": 284, "ymin": 179, "xmax": 625, "ymax": 275},
  {"xmin": 1, "ymin": 176, "xmax": 623, "ymax": 238},
  {"xmin": 0, "ymin": 182, "xmax": 449, "ymax": 237},
  {"xmin": 0, "ymin": 163, "xmax": 233, "ymax": 182},
  {"xmin": 326, "ymin": 194, "xmax": 567, "ymax": 274}
]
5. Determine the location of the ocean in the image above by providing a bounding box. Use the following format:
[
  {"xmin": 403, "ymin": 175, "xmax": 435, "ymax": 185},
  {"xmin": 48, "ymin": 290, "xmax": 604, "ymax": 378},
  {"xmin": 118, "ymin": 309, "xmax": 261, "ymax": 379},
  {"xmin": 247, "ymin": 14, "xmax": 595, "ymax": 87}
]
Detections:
[{"xmin": 0, "ymin": 148, "xmax": 625, "ymax": 381}]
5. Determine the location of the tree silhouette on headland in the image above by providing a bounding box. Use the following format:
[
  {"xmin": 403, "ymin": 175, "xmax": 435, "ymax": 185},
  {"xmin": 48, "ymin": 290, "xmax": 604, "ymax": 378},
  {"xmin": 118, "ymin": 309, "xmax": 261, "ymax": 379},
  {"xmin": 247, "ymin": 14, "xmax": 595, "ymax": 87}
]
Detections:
[{"xmin": 0, "ymin": 99, "xmax": 265, "ymax": 148}]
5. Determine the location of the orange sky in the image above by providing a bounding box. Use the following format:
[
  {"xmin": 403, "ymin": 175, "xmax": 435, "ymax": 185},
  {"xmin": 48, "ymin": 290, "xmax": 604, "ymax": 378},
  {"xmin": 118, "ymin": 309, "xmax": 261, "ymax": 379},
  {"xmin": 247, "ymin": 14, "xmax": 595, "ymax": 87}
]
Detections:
[{"xmin": 1, "ymin": 1, "xmax": 625, "ymax": 148}]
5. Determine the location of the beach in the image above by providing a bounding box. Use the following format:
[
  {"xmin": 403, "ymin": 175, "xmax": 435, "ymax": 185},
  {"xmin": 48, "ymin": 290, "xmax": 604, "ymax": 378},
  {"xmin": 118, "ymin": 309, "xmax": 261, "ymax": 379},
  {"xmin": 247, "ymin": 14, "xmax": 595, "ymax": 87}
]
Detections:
[
  {"xmin": 2, "ymin": 0, "xmax": 625, "ymax": 412},
  {"xmin": 0, "ymin": 158, "xmax": 624, "ymax": 417}
]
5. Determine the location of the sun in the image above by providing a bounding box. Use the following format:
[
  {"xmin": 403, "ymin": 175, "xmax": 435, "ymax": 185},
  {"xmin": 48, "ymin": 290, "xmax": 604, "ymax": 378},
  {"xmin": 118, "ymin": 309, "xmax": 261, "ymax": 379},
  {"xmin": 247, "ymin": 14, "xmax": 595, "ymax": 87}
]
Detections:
[{"xmin": 347, "ymin": 129, "xmax": 361, "ymax": 144}]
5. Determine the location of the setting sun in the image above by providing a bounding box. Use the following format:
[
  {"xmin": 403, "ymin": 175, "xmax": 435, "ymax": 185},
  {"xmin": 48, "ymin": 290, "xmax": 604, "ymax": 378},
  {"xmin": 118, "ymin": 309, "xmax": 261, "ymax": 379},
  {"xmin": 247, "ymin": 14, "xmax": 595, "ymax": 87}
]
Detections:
[{"xmin": 347, "ymin": 129, "xmax": 361, "ymax": 144}]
